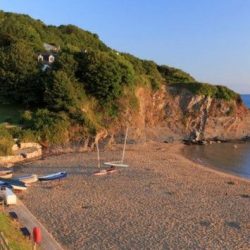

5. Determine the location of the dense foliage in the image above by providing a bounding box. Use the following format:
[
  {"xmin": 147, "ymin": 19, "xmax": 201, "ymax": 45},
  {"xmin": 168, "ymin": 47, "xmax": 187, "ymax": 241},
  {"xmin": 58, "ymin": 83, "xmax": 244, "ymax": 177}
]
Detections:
[
  {"xmin": 0, "ymin": 11, "xmax": 241, "ymax": 147},
  {"xmin": 0, "ymin": 125, "xmax": 14, "ymax": 156}
]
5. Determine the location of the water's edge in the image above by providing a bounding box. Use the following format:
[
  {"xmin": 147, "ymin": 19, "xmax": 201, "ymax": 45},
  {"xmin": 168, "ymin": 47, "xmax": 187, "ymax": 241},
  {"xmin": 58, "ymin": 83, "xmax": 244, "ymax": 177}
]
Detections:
[{"xmin": 182, "ymin": 142, "xmax": 250, "ymax": 180}]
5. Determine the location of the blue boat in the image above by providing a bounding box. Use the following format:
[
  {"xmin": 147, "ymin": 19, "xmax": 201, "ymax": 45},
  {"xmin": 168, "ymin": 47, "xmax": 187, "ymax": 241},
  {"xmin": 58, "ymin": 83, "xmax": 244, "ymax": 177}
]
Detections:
[
  {"xmin": 38, "ymin": 171, "xmax": 67, "ymax": 181},
  {"xmin": 0, "ymin": 179, "xmax": 27, "ymax": 191}
]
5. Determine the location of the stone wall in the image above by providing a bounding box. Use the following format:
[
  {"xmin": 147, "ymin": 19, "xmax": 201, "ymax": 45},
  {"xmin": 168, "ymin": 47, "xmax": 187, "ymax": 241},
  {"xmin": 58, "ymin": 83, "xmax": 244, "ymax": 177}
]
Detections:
[{"xmin": 0, "ymin": 143, "xmax": 42, "ymax": 166}]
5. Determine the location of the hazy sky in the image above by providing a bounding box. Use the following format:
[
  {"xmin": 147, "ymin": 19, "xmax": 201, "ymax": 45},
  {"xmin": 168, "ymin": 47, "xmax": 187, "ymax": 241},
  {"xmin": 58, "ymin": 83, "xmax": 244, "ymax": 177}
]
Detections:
[{"xmin": 1, "ymin": 0, "xmax": 250, "ymax": 93}]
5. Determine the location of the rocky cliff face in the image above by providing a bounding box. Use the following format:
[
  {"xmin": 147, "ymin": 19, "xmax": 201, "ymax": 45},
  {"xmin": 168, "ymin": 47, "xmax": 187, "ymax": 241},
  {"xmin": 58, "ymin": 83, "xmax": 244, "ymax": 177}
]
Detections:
[{"xmin": 108, "ymin": 85, "xmax": 250, "ymax": 143}]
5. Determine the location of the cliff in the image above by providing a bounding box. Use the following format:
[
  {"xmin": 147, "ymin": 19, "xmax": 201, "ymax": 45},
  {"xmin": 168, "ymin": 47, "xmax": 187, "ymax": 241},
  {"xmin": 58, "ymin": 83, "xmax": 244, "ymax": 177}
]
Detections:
[
  {"xmin": 0, "ymin": 11, "xmax": 249, "ymax": 149},
  {"xmin": 106, "ymin": 86, "xmax": 250, "ymax": 143}
]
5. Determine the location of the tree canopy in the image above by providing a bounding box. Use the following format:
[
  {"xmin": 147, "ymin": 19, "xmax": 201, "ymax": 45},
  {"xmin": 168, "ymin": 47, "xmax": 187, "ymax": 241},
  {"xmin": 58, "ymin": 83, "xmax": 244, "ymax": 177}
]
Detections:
[{"xmin": 0, "ymin": 10, "xmax": 240, "ymax": 146}]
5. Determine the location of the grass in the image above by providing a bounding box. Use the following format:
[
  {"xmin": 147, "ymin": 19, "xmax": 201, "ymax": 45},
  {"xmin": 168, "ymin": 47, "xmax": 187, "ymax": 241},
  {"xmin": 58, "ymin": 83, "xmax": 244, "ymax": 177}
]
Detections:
[
  {"xmin": 0, "ymin": 212, "xmax": 34, "ymax": 250},
  {"xmin": 0, "ymin": 104, "xmax": 24, "ymax": 125}
]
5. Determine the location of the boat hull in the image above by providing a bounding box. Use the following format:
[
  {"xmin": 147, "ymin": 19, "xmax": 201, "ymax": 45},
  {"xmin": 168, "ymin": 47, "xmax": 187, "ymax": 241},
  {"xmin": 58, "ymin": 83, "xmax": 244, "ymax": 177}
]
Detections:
[
  {"xmin": 38, "ymin": 172, "xmax": 67, "ymax": 181},
  {"xmin": 0, "ymin": 173, "xmax": 13, "ymax": 179},
  {"xmin": 16, "ymin": 174, "xmax": 38, "ymax": 184},
  {"xmin": 0, "ymin": 179, "xmax": 27, "ymax": 191}
]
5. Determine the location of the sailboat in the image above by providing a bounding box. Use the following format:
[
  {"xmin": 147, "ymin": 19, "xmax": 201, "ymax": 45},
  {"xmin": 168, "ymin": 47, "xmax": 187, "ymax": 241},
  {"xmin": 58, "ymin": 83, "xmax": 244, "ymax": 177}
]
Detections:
[
  {"xmin": 93, "ymin": 128, "xmax": 129, "ymax": 176},
  {"xmin": 104, "ymin": 127, "xmax": 129, "ymax": 168}
]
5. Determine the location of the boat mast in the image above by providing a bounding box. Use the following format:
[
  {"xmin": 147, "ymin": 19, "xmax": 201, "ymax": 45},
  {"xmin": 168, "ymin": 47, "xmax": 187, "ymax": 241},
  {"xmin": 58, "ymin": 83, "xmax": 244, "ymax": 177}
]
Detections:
[
  {"xmin": 96, "ymin": 141, "xmax": 100, "ymax": 168},
  {"xmin": 121, "ymin": 127, "xmax": 128, "ymax": 163}
]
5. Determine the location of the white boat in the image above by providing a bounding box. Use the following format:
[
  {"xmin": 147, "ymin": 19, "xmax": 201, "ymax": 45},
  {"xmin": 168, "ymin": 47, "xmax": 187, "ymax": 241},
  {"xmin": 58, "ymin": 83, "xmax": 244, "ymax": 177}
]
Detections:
[
  {"xmin": 104, "ymin": 128, "xmax": 129, "ymax": 168},
  {"xmin": 0, "ymin": 173, "xmax": 13, "ymax": 179},
  {"xmin": 0, "ymin": 169, "xmax": 13, "ymax": 175},
  {"xmin": 104, "ymin": 161, "xmax": 128, "ymax": 168},
  {"xmin": 16, "ymin": 174, "xmax": 38, "ymax": 184},
  {"xmin": 38, "ymin": 171, "xmax": 67, "ymax": 181},
  {"xmin": 0, "ymin": 186, "xmax": 16, "ymax": 205}
]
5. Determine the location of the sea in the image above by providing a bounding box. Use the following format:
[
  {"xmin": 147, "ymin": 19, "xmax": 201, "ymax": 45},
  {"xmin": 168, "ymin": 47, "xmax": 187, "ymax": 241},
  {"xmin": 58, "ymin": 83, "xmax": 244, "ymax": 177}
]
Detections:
[
  {"xmin": 241, "ymin": 94, "xmax": 250, "ymax": 108},
  {"xmin": 184, "ymin": 94, "xmax": 250, "ymax": 179}
]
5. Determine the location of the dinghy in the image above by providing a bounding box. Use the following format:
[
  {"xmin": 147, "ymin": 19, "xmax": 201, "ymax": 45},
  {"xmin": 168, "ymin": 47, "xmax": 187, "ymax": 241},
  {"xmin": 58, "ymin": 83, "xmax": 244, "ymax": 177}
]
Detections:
[
  {"xmin": 93, "ymin": 169, "xmax": 108, "ymax": 176},
  {"xmin": 94, "ymin": 167, "xmax": 117, "ymax": 176},
  {"xmin": 0, "ymin": 181, "xmax": 12, "ymax": 189},
  {"xmin": 16, "ymin": 174, "xmax": 38, "ymax": 184},
  {"xmin": 0, "ymin": 169, "xmax": 13, "ymax": 176},
  {"xmin": 38, "ymin": 171, "xmax": 67, "ymax": 181},
  {"xmin": 0, "ymin": 173, "xmax": 13, "ymax": 179},
  {"xmin": 0, "ymin": 179, "xmax": 27, "ymax": 191},
  {"xmin": 0, "ymin": 187, "xmax": 17, "ymax": 205}
]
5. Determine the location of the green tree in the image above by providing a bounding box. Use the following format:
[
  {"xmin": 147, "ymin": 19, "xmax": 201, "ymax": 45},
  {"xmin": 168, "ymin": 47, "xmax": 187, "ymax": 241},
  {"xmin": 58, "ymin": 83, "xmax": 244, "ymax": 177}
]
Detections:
[
  {"xmin": 44, "ymin": 71, "xmax": 81, "ymax": 111},
  {"xmin": 0, "ymin": 40, "xmax": 38, "ymax": 104},
  {"xmin": 76, "ymin": 50, "xmax": 135, "ymax": 102}
]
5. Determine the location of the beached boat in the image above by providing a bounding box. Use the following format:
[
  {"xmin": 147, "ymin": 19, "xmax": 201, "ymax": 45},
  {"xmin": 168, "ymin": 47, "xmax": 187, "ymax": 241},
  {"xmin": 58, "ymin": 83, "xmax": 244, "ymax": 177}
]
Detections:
[
  {"xmin": 0, "ymin": 181, "xmax": 11, "ymax": 189},
  {"xmin": 16, "ymin": 174, "xmax": 38, "ymax": 184},
  {"xmin": 103, "ymin": 128, "xmax": 129, "ymax": 168},
  {"xmin": 94, "ymin": 167, "xmax": 117, "ymax": 176},
  {"xmin": 0, "ymin": 168, "xmax": 13, "ymax": 175},
  {"xmin": 0, "ymin": 187, "xmax": 17, "ymax": 205},
  {"xmin": 104, "ymin": 161, "xmax": 128, "ymax": 168},
  {"xmin": 38, "ymin": 171, "xmax": 67, "ymax": 181},
  {"xmin": 0, "ymin": 173, "xmax": 13, "ymax": 179},
  {"xmin": 93, "ymin": 169, "xmax": 108, "ymax": 176},
  {"xmin": 0, "ymin": 179, "xmax": 27, "ymax": 191}
]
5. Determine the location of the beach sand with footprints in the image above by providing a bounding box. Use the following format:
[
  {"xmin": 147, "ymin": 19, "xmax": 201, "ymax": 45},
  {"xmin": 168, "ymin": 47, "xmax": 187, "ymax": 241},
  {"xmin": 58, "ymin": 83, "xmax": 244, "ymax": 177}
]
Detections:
[{"xmin": 15, "ymin": 142, "xmax": 250, "ymax": 250}]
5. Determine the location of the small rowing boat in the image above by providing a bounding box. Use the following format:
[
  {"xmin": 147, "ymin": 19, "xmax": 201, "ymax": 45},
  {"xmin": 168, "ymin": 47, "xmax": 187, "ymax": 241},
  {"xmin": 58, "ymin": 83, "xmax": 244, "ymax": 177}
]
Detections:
[
  {"xmin": 0, "ymin": 179, "xmax": 27, "ymax": 191},
  {"xmin": 93, "ymin": 169, "xmax": 108, "ymax": 176},
  {"xmin": 16, "ymin": 174, "xmax": 38, "ymax": 184},
  {"xmin": 0, "ymin": 173, "xmax": 13, "ymax": 179},
  {"xmin": 94, "ymin": 167, "xmax": 117, "ymax": 176},
  {"xmin": 38, "ymin": 171, "xmax": 67, "ymax": 181},
  {"xmin": 0, "ymin": 168, "xmax": 13, "ymax": 175}
]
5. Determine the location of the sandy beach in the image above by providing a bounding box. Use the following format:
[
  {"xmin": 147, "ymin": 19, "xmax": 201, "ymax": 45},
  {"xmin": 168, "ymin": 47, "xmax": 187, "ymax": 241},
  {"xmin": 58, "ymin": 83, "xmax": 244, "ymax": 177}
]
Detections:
[{"xmin": 15, "ymin": 142, "xmax": 250, "ymax": 250}]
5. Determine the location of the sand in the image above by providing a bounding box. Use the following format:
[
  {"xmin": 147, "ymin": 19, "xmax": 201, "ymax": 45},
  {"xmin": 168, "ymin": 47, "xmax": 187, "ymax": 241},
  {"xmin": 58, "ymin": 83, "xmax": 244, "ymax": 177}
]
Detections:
[{"xmin": 15, "ymin": 142, "xmax": 250, "ymax": 250}]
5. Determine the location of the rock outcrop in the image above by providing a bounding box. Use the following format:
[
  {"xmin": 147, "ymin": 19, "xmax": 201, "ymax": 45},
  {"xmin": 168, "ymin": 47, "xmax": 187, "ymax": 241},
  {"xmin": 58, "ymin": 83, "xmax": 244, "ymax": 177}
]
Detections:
[{"xmin": 107, "ymin": 85, "xmax": 250, "ymax": 143}]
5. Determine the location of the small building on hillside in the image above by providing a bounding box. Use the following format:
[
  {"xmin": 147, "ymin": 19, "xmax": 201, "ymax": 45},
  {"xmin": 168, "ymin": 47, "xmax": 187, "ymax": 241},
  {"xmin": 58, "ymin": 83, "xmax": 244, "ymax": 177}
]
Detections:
[
  {"xmin": 37, "ymin": 53, "xmax": 55, "ymax": 64},
  {"xmin": 37, "ymin": 42, "xmax": 60, "ymax": 71}
]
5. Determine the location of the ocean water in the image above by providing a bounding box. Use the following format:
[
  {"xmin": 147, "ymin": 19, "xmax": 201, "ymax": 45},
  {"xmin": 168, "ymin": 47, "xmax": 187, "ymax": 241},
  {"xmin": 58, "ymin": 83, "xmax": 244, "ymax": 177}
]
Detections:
[
  {"xmin": 241, "ymin": 94, "xmax": 250, "ymax": 108},
  {"xmin": 184, "ymin": 142, "xmax": 250, "ymax": 179}
]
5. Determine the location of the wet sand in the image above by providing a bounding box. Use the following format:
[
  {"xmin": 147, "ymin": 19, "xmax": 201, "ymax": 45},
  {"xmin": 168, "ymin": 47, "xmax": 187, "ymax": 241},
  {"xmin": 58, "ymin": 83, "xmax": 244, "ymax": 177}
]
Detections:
[{"xmin": 15, "ymin": 142, "xmax": 250, "ymax": 250}]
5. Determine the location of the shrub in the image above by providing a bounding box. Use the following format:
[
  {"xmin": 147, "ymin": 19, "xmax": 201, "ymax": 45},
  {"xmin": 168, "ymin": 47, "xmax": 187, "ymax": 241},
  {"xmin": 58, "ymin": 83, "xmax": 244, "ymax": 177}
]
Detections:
[
  {"xmin": 19, "ymin": 129, "xmax": 38, "ymax": 142},
  {"xmin": 0, "ymin": 126, "xmax": 13, "ymax": 156},
  {"xmin": 157, "ymin": 65, "xmax": 195, "ymax": 84},
  {"xmin": 215, "ymin": 85, "xmax": 239, "ymax": 101},
  {"xmin": 31, "ymin": 109, "xmax": 70, "ymax": 144},
  {"xmin": 170, "ymin": 82, "xmax": 239, "ymax": 101},
  {"xmin": 142, "ymin": 60, "xmax": 163, "ymax": 90},
  {"xmin": 20, "ymin": 110, "xmax": 33, "ymax": 127}
]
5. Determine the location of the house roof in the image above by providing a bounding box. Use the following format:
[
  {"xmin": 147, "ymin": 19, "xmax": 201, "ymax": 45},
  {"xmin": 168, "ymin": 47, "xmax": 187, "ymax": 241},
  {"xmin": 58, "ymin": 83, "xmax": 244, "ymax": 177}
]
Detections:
[{"xmin": 43, "ymin": 43, "xmax": 59, "ymax": 51}]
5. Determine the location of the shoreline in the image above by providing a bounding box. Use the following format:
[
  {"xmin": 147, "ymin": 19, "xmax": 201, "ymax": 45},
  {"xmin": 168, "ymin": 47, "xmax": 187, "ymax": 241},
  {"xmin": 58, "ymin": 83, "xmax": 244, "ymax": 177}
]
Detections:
[
  {"xmin": 15, "ymin": 141, "xmax": 250, "ymax": 249},
  {"xmin": 179, "ymin": 143, "xmax": 250, "ymax": 183}
]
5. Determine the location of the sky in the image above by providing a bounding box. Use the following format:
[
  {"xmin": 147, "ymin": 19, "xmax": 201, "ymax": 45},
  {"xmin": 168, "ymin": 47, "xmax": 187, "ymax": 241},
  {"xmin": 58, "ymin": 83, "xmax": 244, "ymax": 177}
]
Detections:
[{"xmin": 1, "ymin": 0, "xmax": 250, "ymax": 93}]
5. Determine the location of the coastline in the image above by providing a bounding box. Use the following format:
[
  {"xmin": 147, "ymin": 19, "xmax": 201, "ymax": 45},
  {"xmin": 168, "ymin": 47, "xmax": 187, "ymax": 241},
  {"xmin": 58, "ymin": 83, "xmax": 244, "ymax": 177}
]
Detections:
[
  {"xmin": 15, "ymin": 142, "xmax": 250, "ymax": 249},
  {"xmin": 180, "ymin": 144, "xmax": 250, "ymax": 183}
]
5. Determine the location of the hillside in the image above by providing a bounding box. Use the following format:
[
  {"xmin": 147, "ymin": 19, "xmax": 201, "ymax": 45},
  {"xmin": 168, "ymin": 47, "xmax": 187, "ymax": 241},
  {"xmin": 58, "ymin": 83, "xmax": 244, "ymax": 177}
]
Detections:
[{"xmin": 0, "ymin": 11, "xmax": 249, "ymax": 153}]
